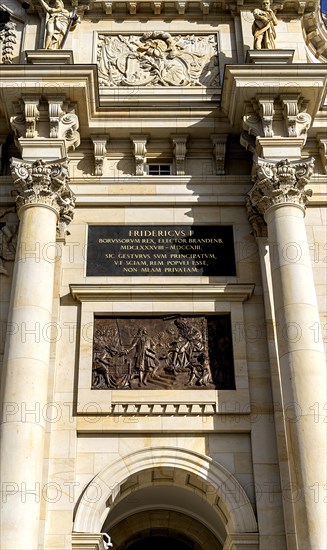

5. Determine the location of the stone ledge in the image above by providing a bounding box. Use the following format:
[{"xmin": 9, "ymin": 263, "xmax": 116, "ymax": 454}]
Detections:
[
  {"xmin": 245, "ymin": 50, "xmax": 295, "ymax": 64},
  {"xmin": 25, "ymin": 49, "xmax": 74, "ymax": 64},
  {"xmin": 69, "ymin": 283, "xmax": 255, "ymax": 302}
]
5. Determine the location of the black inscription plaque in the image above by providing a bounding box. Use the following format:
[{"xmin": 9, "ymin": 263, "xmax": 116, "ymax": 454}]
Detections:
[
  {"xmin": 92, "ymin": 315, "xmax": 235, "ymax": 390},
  {"xmin": 86, "ymin": 225, "xmax": 236, "ymax": 276}
]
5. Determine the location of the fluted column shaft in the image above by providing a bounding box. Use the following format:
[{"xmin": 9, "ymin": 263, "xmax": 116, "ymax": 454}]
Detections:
[
  {"xmin": 248, "ymin": 158, "xmax": 326, "ymax": 549},
  {"xmin": 0, "ymin": 159, "xmax": 75, "ymax": 550}
]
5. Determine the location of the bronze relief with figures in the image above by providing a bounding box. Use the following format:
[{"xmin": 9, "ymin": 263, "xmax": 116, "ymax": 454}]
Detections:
[{"xmin": 92, "ymin": 315, "xmax": 235, "ymax": 390}]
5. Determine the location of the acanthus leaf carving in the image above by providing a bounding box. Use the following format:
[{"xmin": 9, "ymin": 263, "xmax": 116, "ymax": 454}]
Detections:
[
  {"xmin": 10, "ymin": 158, "xmax": 76, "ymax": 236},
  {"xmin": 97, "ymin": 32, "xmax": 219, "ymax": 88},
  {"xmin": 248, "ymin": 157, "xmax": 314, "ymax": 215}
]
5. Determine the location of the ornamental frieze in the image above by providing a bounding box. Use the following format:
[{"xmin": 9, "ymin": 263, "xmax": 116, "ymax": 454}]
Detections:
[{"xmin": 97, "ymin": 32, "xmax": 219, "ymax": 87}]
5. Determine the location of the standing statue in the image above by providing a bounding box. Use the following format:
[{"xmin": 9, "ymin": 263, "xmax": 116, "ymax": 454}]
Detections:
[
  {"xmin": 38, "ymin": 0, "xmax": 78, "ymax": 50},
  {"xmin": 252, "ymin": 0, "xmax": 278, "ymax": 49}
]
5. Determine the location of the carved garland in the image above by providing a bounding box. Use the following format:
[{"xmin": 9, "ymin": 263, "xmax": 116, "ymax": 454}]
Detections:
[{"xmin": 0, "ymin": 11, "xmax": 16, "ymax": 64}]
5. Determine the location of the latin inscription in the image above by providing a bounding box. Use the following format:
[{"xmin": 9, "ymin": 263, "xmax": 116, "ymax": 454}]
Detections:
[{"xmin": 86, "ymin": 225, "xmax": 236, "ymax": 276}]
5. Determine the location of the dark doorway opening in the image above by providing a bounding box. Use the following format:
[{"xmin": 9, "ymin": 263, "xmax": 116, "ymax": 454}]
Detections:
[{"xmin": 125, "ymin": 536, "xmax": 194, "ymax": 550}]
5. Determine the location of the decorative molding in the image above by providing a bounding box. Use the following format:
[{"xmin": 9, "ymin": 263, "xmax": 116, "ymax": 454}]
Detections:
[
  {"xmin": 23, "ymin": 96, "xmax": 40, "ymax": 139},
  {"xmin": 172, "ymin": 134, "xmax": 188, "ymax": 176},
  {"xmin": 152, "ymin": 1, "xmax": 162, "ymax": 13},
  {"xmin": 48, "ymin": 96, "xmax": 65, "ymax": 138},
  {"xmin": 211, "ymin": 134, "xmax": 227, "ymax": 175},
  {"xmin": 91, "ymin": 135, "xmax": 109, "ymax": 176},
  {"xmin": 10, "ymin": 158, "xmax": 76, "ymax": 235},
  {"xmin": 200, "ymin": 1, "xmax": 210, "ymax": 14},
  {"xmin": 303, "ymin": 7, "xmax": 327, "ymax": 63},
  {"xmin": 73, "ymin": 447, "xmax": 258, "ymax": 535},
  {"xmin": 281, "ymin": 95, "xmax": 311, "ymax": 139},
  {"xmin": 242, "ymin": 95, "xmax": 312, "ymax": 148},
  {"xmin": 69, "ymin": 283, "xmax": 255, "ymax": 302},
  {"xmin": 109, "ymin": 402, "xmax": 217, "ymax": 415},
  {"xmin": 131, "ymin": 134, "xmax": 148, "ymax": 176},
  {"xmin": 72, "ymin": 532, "xmax": 107, "ymax": 550},
  {"xmin": 222, "ymin": 533, "xmax": 259, "ymax": 550},
  {"xmin": 175, "ymin": 1, "xmax": 186, "ymax": 14},
  {"xmin": 128, "ymin": 1, "xmax": 137, "ymax": 14},
  {"xmin": 10, "ymin": 96, "xmax": 80, "ymax": 151},
  {"xmin": 97, "ymin": 32, "xmax": 219, "ymax": 88},
  {"xmin": 248, "ymin": 157, "xmax": 314, "ymax": 214},
  {"xmin": 258, "ymin": 97, "xmax": 275, "ymax": 138}
]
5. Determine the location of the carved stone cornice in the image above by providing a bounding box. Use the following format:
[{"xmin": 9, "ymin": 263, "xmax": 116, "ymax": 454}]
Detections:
[
  {"xmin": 247, "ymin": 157, "xmax": 314, "ymax": 215},
  {"xmin": 10, "ymin": 158, "xmax": 75, "ymax": 233}
]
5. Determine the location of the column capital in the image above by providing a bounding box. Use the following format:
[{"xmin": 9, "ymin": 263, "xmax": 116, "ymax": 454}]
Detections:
[
  {"xmin": 247, "ymin": 156, "xmax": 314, "ymax": 216},
  {"xmin": 10, "ymin": 157, "xmax": 75, "ymax": 235}
]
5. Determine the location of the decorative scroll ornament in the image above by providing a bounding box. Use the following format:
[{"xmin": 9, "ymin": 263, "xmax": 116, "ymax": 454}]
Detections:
[
  {"xmin": 97, "ymin": 32, "xmax": 219, "ymax": 87},
  {"xmin": 243, "ymin": 96, "xmax": 312, "ymax": 142},
  {"xmin": 10, "ymin": 158, "xmax": 75, "ymax": 234},
  {"xmin": 10, "ymin": 99, "xmax": 80, "ymax": 151},
  {"xmin": 248, "ymin": 157, "xmax": 315, "ymax": 214}
]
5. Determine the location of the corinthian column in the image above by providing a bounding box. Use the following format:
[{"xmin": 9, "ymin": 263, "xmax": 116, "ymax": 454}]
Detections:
[
  {"xmin": 0, "ymin": 159, "xmax": 75, "ymax": 550},
  {"xmin": 248, "ymin": 157, "xmax": 326, "ymax": 549}
]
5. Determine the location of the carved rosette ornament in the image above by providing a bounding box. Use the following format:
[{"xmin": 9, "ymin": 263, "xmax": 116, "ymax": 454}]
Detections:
[
  {"xmin": 10, "ymin": 158, "xmax": 75, "ymax": 234},
  {"xmin": 248, "ymin": 157, "xmax": 314, "ymax": 215}
]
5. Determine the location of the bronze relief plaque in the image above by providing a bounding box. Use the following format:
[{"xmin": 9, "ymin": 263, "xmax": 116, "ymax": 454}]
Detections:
[{"xmin": 92, "ymin": 315, "xmax": 235, "ymax": 390}]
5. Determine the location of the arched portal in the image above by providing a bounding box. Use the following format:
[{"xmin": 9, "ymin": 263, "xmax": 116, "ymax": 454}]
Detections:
[{"xmin": 73, "ymin": 447, "xmax": 259, "ymax": 550}]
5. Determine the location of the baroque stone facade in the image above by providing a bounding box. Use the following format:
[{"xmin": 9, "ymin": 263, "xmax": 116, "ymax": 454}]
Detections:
[{"xmin": 0, "ymin": 1, "xmax": 326, "ymax": 550}]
